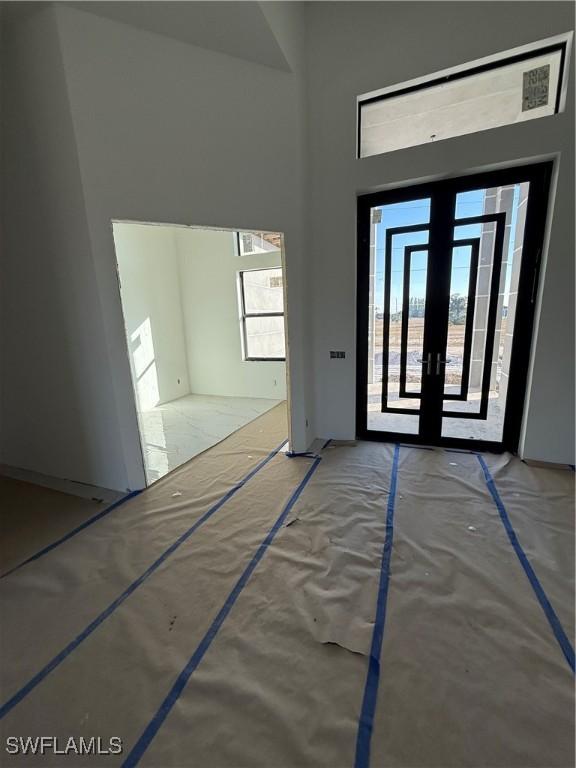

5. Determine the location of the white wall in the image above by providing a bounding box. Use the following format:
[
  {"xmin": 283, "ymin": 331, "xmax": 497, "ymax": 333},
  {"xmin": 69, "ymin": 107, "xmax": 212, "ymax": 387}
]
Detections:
[
  {"xmin": 177, "ymin": 228, "xmax": 287, "ymax": 400},
  {"xmin": 1, "ymin": 3, "xmax": 310, "ymax": 491},
  {"xmin": 0, "ymin": 5, "xmax": 133, "ymax": 490},
  {"xmin": 113, "ymin": 223, "xmax": 191, "ymax": 410},
  {"xmin": 2, "ymin": 2, "xmax": 573, "ymax": 493},
  {"xmin": 112, "ymin": 222, "xmax": 285, "ymax": 408},
  {"xmin": 57, "ymin": 3, "xmax": 310, "ymax": 487},
  {"xmin": 306, "ymin": 1, "xmax": 575, "ymax": 464}
]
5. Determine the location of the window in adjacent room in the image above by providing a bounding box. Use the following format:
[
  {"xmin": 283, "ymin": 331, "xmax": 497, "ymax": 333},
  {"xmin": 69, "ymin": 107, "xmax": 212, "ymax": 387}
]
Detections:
[
  {"xmin": 239, "ymin": 268, "xmax": 286, "ymax": 360},
  {"xmin": 236, "ymin": 231, "xmax": 283, "ymax": 256}
]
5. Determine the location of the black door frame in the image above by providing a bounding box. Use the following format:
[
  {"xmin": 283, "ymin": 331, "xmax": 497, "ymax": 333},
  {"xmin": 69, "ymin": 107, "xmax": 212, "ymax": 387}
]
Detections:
[{"xmin": 356, "ymin": 160, "xmax": 553, "ymax": 453}]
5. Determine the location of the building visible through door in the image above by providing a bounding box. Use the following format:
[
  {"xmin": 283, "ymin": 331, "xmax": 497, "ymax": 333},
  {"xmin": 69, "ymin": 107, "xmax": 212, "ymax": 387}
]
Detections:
[{"xmin": 357, "ymin": 162, "xmax": 552, "ymax": 451}]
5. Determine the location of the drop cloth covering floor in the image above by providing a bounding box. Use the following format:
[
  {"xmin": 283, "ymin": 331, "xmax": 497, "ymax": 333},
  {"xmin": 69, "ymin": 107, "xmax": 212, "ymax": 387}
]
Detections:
[{"xmin": 0, "ymin": 402, "xmax": 573, "ymax": 767}]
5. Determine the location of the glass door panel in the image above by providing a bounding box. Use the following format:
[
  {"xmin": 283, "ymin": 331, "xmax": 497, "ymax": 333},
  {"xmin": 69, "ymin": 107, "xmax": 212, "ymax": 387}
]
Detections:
[
  {"xmin": 357, "ymin": 161, "xmax": 551, "ymax": 451},
  {"xmin": 443, "ymin": 242, "xmax": 478, "ymax": 403},
  {"xmin": 366, "ymin": 199, "xmax": 430, "ymax": 435},
  {"xmin": 441, "ymin": 182, "xmax": 530, "ymax": 442},
  {"xmin": 400, "ymin": 248, "xmax": 428, "ymax": 398}
]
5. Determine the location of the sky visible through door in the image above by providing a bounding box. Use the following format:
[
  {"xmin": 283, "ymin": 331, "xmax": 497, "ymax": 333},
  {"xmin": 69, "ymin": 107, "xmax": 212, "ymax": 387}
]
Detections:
[{"xmin": 368, "ymin": 181, "xmax": 527, "ymax": 441}]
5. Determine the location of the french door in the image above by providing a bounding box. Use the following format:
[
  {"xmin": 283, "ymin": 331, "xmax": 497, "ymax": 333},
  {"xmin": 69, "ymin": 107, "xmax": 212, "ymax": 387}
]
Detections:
[{"xmin": 356, "ymin": 162, "xmax": 552, "ymax": 451}]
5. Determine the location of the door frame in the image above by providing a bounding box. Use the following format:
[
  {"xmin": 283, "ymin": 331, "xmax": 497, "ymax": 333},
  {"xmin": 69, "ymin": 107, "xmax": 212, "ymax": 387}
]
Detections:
[{"xmin": 356, "ymin": 160, "xmax": 553, "ymax": 453}]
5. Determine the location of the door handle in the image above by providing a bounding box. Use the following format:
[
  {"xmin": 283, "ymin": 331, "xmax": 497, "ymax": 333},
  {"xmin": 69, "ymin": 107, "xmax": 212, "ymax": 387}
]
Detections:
[
  {"xmin": 435, "ymin": 353, "xmax": 452, "ymax": 375},
  {"xmin": 417, "ymin": 352, "xmax": 432, "ymax": 375}
]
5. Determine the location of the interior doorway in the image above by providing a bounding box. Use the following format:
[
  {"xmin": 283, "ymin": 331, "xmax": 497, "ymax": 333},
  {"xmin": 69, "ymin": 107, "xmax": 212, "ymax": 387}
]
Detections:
[
  {"xmin": 357, "ymin": 162, "xmax": 552, "ymax": 451},
  {"xmin": 112, "ymin": 223, "xmax": 290, "ymax": 484}
]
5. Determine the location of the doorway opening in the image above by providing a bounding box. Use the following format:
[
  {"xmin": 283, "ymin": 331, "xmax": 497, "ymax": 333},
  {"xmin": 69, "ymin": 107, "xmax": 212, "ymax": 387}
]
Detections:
[
  {"xmin": 357, "ymin": 161, "xmax": 552, "ymax": 452},
  {"xmin": 112, "ymin": 222, "xmax": 290, "ymax": 484}
]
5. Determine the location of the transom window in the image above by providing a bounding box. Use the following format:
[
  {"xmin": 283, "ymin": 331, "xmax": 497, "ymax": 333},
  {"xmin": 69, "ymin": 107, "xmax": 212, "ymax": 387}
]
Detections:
[
  {"xmin": 239, "ymin": 268, "xmax": 285, "ymax": 361},
  {"xmin": 358, "ymin": 34, "xmax": 572, "ymax": 158}
]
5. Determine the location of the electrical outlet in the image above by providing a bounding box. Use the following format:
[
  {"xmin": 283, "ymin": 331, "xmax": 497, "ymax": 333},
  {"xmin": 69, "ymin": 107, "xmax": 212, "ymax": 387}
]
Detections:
[{"xmin": 330, "ymin": 351, "xmax": 346, "ymax": 359}]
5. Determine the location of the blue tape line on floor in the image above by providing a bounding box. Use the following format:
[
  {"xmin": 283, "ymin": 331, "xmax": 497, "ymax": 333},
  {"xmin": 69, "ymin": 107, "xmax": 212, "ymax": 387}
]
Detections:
[
  {"xmin": 0, "ymin": 439, "xmax": 288, "ymax": 721},
  {"xmin": 354, "ymin": 443, "xmax": 400, "ymax": 768},
  {"xmin": 477, "ymin": 454, "xmax": 575, "ymax": 674},
  {"xmin": 0, "ymin": 490, "xmax": 143, "ymax": 580},
  {"xmin": 123, "ymin": 455, "xmax": 322, "ymax": 767}
]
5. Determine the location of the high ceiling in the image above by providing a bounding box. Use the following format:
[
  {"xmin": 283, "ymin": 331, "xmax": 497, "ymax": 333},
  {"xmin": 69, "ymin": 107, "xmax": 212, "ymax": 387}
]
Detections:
[
  {"xmin": 0, "ymin": 0, "xmax": 291, "ymax": 71},
  {"xmin": 58, "ymin": 1, "xmax": 293, "ymax": 71}
]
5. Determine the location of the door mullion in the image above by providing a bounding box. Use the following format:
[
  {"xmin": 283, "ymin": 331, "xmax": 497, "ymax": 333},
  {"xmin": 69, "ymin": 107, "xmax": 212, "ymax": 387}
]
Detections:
[{"xmin": 420, "ymin": 186, "xmax": 455, "ymax": 441}]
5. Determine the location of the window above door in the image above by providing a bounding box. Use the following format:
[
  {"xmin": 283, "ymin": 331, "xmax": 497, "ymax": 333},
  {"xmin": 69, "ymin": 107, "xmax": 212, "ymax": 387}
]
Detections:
[{"xmin": 357, "ymin": 33, "xmax": 573, "ymax": 158}]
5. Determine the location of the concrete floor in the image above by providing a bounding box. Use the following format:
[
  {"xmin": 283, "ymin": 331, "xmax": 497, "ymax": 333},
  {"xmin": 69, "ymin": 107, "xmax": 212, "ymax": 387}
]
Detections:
[{"xmin": 138, "ymin": 394, "xmax": 283, "ymax": 483}]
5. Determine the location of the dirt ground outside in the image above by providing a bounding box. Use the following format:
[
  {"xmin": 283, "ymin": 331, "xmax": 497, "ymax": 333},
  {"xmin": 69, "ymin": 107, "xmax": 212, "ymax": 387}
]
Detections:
[{"xmin": 373, "ymin": 316, "xmax": 505, "ymax": 386}]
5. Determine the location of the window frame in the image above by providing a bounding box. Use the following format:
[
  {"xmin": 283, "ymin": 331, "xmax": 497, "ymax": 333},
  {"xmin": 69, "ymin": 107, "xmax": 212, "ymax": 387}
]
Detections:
[
  {"xmin": 236, "ymin": 231, "xmax": 256, "ymax": 257},
  {"xmin": 357, "ymin": 35, "xmax": 571, "ymax": 158},
  {"xmin": 238, "ymin": 268, "xmax": 286, "ymax": 362},
  {"xmin": 236, "ymin": 231, "xmax": 280, "ymax": 257}
]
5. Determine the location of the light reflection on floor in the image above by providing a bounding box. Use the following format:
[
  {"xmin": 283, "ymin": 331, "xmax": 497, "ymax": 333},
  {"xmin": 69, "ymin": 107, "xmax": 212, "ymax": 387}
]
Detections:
[{"xmin": 138, "ymin": 394, "xmax": 282, "ymax": 484}]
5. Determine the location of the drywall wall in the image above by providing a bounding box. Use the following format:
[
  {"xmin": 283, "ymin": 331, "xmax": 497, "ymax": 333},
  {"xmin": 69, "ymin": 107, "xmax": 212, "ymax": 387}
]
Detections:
[
  {"xmin": 177, "ymin": 228, "xmax": 287, "ymax": 400},
  {"xmin": 113, "ymin": 223, "xmax": 191, "ymax": 410},
  {"xmin": 1, "ymin": 2, "xmax": 310, "ymax": 491},
  {"xmin": 3, "ymin": 1, "xmax": 572, "ymax": 492},
  {"xmin": 55, "ymin": 2, "xmax": 310, "ymax": 487},
  {"xmin": 0, "ymin": 5, "xmax": 132, "ymax": 490},
  {"xmin": 306, "ymin": 1, "xmax": 575, "ymax": 463},
  {"xmin": 112, "ymin": 222, "xmax": 285, "ymax": 407}
]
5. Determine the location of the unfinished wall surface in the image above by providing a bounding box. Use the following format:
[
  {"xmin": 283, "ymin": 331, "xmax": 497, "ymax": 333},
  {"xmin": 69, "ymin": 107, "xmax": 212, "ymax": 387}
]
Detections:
[
  {"xmin": 177, "ymin": 228, "xmax": 287, "ymax": 401},
  {"xmin": 113, "ymin": 223, "xmax": 191, "ymax": 409},
  {"xmin": 1, "ymin": 2, "xmax": 309, "ymax": 491},
  {"xmin": 306, "ymin": 1, "xmax": 575, "ymax": 463}
]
